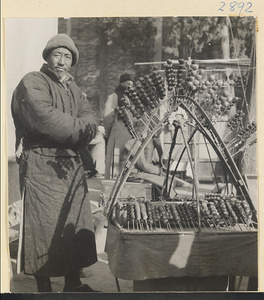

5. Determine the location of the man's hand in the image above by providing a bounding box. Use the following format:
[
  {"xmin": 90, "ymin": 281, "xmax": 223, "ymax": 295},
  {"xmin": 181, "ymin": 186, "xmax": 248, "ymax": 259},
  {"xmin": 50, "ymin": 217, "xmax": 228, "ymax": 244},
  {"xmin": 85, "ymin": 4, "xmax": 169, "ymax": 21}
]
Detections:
[{"xmin": 98, "ymin": 125, "xmax": 105, "ymax": 135}]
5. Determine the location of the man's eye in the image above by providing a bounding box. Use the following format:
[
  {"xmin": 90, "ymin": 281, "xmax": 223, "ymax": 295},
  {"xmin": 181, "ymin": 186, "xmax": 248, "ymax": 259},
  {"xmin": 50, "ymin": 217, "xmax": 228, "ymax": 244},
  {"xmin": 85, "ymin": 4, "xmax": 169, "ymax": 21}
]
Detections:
[{"xmin": 65, "ymin": 56, "xmax": 72, "ymax": 60}]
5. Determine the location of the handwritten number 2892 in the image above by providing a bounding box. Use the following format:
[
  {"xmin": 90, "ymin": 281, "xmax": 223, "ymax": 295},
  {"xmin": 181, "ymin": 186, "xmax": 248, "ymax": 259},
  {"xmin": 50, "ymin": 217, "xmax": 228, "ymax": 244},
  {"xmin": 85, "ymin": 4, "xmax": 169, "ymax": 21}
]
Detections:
[{"xmin": 219, "ymin": 2, "xmax": 253, "ymax": 14}]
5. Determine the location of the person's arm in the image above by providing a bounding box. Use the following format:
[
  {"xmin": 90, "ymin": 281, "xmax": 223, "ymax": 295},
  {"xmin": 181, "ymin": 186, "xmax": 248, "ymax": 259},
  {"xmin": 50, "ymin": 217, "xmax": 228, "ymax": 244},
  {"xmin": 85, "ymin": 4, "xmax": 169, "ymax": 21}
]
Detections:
[
  {"xmin": 136, "ymin": 147, "xmax": 161, "ymax": 175},
  {"xmin": 12, "ymin": 72, "xmax": 98, "ymax": 148},
  {"xmin": 103, "ymin": 93, "xmax": 118, "ymax": 139},
  {"xmin": 153, "ymin": 134, "xmax": 164, "ymax": 166},
  {"xmin": 76, "ymin": 90, "xmax": 99, "ymax": 145}
]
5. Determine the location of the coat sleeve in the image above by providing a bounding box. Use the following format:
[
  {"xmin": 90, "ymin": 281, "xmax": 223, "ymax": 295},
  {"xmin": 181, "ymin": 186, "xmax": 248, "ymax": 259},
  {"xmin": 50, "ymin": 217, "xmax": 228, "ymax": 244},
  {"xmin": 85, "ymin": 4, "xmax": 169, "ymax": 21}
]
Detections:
[
  {"xmin": 103, "ymin": 93, "xmax": 118, "ymax": 139},
  {"xmin": 75, "ymin": 91, "xmax": 99, "ymax": 145},
  {"xmin": 12, "ymin": 72, "xmax": 98, "ymax": 148}
]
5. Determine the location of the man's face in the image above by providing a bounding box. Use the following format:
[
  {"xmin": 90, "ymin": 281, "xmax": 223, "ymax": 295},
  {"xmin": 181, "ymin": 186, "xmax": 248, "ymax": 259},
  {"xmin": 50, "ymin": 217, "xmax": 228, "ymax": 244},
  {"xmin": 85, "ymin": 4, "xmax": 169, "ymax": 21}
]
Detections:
[
  {"xmin": 122, "ymin": 80, "xmax": 134, "ymax": 89},
  {"xmin": 46, "ymin": 47, "xmax": 72, "ymax": 80}
]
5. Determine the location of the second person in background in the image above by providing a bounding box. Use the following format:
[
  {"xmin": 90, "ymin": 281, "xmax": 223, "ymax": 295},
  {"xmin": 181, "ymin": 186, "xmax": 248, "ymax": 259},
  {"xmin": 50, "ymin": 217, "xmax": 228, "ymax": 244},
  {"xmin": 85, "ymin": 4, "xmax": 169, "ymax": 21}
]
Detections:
[{"xmin": 103, "ymin": 73, "xmax": 134, "ymax": 179}]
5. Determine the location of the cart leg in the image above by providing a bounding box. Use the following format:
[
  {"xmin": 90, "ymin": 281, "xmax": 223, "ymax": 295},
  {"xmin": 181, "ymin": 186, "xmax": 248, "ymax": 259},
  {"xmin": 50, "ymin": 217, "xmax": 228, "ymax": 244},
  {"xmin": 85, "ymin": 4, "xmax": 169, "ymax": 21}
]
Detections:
[
  {"xmin": 228, "ymin": 276, "xmax": 243, "ymax": 291},
  {"xmin": 247, "ymin": 277, "xmax": 258, "ymax": 291},
  {"xmin": 115, "ymin": 277, "xmax": 121, "ymax": 292},
  {"xmin": 237, "ymin": 276, "xmax": 243, "ymax": 290}
]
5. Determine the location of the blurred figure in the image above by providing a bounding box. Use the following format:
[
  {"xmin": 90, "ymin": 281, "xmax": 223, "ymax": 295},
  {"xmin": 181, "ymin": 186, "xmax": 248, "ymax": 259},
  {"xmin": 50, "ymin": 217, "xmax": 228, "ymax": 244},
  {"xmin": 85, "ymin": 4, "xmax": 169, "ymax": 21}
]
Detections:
[
  {"xmin": 103, "ymin": 73, "xmax": 134, "ymax": 179},
  {"xmin": 120, "ymin": 120, "xmax": 164, "ymax": 176},
  {"xmin": 121, "ymin": 136, "xmax": 163, "ymax": 175},
  {"xmin": 119, "ymin": 119, "xmax": 191, "ymax": 198}
]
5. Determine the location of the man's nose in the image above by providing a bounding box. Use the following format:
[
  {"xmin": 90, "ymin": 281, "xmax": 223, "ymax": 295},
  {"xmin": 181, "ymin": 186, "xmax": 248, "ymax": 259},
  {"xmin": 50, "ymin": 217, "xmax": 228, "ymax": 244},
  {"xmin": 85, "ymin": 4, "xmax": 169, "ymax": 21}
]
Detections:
[{"xmin": 58, "ymin": 55, "xmax": 65, "ymax": 65}]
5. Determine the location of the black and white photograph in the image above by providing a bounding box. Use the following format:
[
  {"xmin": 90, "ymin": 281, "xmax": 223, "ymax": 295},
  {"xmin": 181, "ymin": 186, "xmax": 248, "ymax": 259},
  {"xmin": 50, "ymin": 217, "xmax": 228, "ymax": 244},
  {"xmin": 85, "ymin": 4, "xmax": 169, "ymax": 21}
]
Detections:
[{"xmin": 4, "ymin": 16, "xmax": 258, "ymax": 294}]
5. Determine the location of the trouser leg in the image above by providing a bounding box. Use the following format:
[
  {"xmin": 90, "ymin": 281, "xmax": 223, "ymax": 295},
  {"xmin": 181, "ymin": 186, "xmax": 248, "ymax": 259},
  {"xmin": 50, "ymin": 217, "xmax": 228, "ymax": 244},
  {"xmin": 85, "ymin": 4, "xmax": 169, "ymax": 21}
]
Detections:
[
  {"xmin": 64, "ymin": 269, "xmax": 82, "ymax": 289},
  {"xmin": 34, "ymin": 275, "xmax": 52, "ymax": 292}
]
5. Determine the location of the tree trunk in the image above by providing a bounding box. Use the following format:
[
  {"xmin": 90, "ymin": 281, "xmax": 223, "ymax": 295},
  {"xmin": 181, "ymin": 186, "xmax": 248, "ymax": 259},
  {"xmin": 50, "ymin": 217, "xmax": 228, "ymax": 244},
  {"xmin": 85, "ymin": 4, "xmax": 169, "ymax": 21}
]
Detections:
[
  {"xmin": 220, "ymin": 18, "xmax": 230, "ymax": 59},
  {"xmin": 153, "ymin": 17, "xmax": 163, "ymax": 63}
]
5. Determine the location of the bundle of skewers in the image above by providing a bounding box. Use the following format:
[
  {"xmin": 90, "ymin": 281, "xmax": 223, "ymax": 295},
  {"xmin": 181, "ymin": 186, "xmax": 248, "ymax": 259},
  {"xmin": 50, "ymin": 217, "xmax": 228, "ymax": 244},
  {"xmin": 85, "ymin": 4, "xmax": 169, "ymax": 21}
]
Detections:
[
  {"xmin": 115, "ymin": 66, "xmax": 167, "ymax": 139},
  {"xmin": 111, "ymin": 193, "xmax": 256, "ymax": 233},
  {"xmin": 116, "ymin": 59, "xmax": 254, "ymax": 140}
]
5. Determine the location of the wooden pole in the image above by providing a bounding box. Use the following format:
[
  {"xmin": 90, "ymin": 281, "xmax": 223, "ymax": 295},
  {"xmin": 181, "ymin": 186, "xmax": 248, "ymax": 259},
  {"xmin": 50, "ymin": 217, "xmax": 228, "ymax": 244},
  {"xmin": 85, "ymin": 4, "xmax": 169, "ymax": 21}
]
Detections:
[
  {"xmin": 179, "ymin": 126, "xmax": 201, "ymax": 231},
  {"xmin": 99, "ymin": 27, "xmax": 108, "ymax": 118},
  {"xmin": 153, "ymin": 18, "xmax": 163, "ymax": 65}
]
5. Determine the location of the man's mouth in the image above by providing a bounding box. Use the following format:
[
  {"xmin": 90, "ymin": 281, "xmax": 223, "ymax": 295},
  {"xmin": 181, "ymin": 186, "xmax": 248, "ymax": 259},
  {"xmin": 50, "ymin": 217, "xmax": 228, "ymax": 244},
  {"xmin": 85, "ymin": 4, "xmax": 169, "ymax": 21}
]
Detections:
[{"xmin": 55, "ymin": 68, "xmax": 65, "ymax": 72}]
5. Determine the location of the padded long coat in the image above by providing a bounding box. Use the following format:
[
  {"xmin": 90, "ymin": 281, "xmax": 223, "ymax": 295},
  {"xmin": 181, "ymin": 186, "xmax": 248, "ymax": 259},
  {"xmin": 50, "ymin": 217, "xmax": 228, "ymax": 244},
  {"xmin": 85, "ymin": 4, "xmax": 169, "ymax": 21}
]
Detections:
[{"xmin": 11, "ymin": 64, "xmax": 98, "ymax": 276}]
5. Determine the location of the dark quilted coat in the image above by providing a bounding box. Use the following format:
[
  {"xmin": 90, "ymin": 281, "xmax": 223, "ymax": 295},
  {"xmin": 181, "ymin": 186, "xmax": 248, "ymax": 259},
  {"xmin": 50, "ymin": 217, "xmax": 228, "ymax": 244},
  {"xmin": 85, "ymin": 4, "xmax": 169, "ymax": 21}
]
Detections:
[{"xmin": 11, "ymin": 64, "xmax": 98, "ymax": 276}]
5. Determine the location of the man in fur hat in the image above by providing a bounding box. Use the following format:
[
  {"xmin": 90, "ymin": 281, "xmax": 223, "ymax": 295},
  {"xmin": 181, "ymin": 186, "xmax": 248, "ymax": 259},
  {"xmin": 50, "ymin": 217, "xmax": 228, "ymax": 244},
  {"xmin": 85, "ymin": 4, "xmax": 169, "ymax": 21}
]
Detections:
[{"xmin": 11, "ymin": 33, "xmax": 99, "ymax": 292}]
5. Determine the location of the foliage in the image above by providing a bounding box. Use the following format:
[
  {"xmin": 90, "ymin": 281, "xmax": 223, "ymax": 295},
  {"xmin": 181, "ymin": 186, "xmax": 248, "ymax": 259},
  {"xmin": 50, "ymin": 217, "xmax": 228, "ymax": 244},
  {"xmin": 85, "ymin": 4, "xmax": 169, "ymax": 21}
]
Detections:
[
  {"xmin": 96, "ymin": 17, "xmax": 157, "ymax": 63},
  {"xmin": 228, "ymin": 17, "xmax": 256, "ymax": 58},
  {"xmin": 162, "ymin": 17, "xmax": 255, "ymax": 60}
]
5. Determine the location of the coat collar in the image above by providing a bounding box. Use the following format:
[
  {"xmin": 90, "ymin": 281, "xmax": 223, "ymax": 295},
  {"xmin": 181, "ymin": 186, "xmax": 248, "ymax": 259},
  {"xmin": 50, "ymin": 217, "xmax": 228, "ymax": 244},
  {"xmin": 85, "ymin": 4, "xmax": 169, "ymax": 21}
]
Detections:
[{"xmin": 40, "ymin": 64, "xmax": 74, "ymax": 84}]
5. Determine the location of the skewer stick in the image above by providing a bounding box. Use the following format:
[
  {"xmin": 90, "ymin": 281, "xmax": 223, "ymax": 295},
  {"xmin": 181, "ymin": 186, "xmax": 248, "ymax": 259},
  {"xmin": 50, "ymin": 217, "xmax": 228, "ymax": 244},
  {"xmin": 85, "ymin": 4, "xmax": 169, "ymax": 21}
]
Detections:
[
  {"xmin": 231, "ymin": 148, "xmax": 245, "ymax": 158},
  {"xmin": 223, "ymin": 218, "xmax": 229, "ymax": 227},
  {"xmin": 235, "ymin": 220, "xmax": 243, "ymax": 231},
  {"xmin": 140, "ymin": 118, "xmax": 147, "ymax": 126},
  {"xmin": 140, "ymin": 113, "xmax": 157, "ymax": 130},
  {"xmin": 249, "ymin": 222, "xmax": 255, "ymax": 230},
  {"xmin": 191, "ymin": 220, "xmax": 197, "ymax": 230},
  {"xmin": 168, "ymin": 222, "xmax": 172, "ymax": 231},
  {"xmin": 154, "ymin": 221, "xmax": 158, "ymax": 230},
  {"xmin": 201, "ymin": 221, "xmax": 208, "ymax": 231},
  {"xmin": 227, "ymin": 138, "xmax": 239, "ymax": 148},
  {"xmin": 247, "ymin": 222, "xmax": 252, "ymax": 231},
  {"xmin": 178, "ymin": 221, "xmax": 184, "ymax": 231},
  {"xmin": 212, "ymin": 219, "xmax": 220, "ymax": 230},
  {"xmin": 140, "ymin": 221, "xmax": 144, "ymax": 231},
  {"xmin": 173, "ymin": 220, "xmax": 177, "ymax": 229},
  {"xmin": 186, "ymin": 221, "xmax": 191, "ymax": 229},
  {"xmin": 239, "ymin": 218, "xmax": 250, "ymax": 231},
  {"xmin": 223, "ymin": 130, "xmax": 234, "ymax": 142},
  {"xmin": 206, "ymin": 220, "xmax": 212, "ymax": 229},
  {"xmin": 145, "ymin": 220, "xmax": 150, "ymax": 231},
  {"xmin": 226, "ymin": 219, "xmax": 233, "ymax": 229}
]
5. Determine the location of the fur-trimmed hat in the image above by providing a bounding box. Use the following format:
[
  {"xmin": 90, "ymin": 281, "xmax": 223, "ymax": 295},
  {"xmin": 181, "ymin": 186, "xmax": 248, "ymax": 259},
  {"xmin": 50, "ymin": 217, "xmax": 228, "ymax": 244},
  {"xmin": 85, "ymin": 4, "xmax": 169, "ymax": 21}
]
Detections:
[
  {"xmin": 119, "ymin": 73, "xmax": 134, "ymax": 83},
  {"xmin": 42, "ymin": 33, "xmax": 79, "ymax": 66}
]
